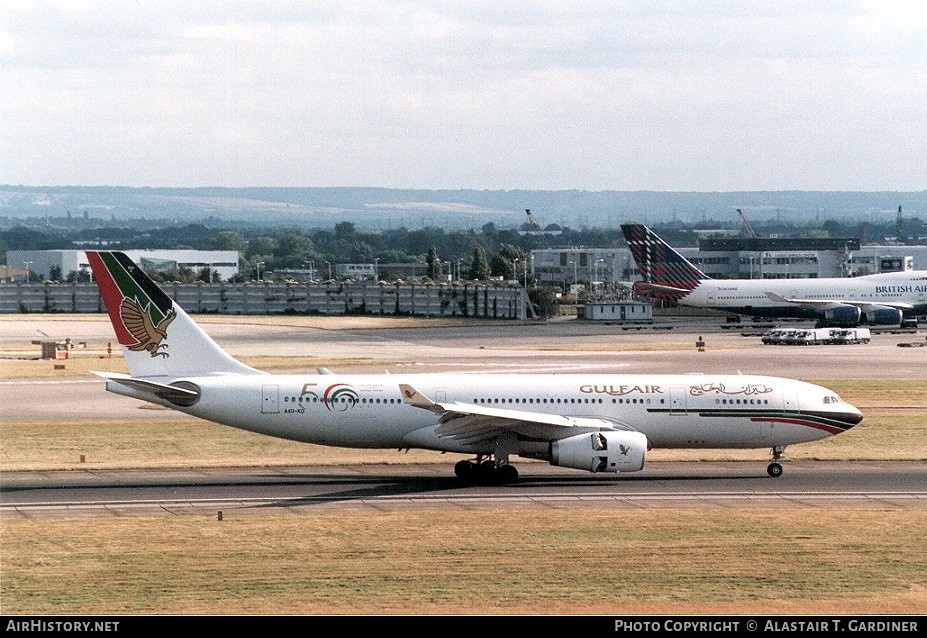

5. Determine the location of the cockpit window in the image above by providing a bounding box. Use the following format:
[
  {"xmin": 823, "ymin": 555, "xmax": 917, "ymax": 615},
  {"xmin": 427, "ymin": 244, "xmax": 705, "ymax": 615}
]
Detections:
[{"xmin": 823, "ymin": 395, "xmax": 841, "ymax": 405}]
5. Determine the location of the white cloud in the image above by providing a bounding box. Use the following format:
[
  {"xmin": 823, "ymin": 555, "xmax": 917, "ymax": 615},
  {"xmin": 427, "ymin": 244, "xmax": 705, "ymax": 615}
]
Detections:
[{"xmin": 1, "ymin": 1, "xmax": 925, "ymax": 189}]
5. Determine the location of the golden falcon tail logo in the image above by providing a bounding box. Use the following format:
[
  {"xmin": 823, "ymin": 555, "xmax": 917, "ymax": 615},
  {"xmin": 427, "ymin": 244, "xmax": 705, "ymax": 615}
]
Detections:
[{"xmin": 120, "ymin": 297, "xmax": 176, "ymax": 358}]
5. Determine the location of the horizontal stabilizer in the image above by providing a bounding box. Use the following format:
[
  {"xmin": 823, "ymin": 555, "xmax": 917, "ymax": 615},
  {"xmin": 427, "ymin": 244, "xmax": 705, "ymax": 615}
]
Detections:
[
  {"xmin": 93, "ymin": 371, "xmax": 200, "ymax": 406},
  {"xmin": 635, "ymin": 281, "xmax": 693, "ymax": 296}
]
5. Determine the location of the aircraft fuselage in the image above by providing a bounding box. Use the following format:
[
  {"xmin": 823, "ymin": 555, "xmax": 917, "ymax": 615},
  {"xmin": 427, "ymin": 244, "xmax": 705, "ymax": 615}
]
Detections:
[
  {"xmin": 681, "ymin": 273, "xmax": 927, "ymax": 319},
  {"xmin": 108, "ymin": 373, "xmax": 860, "ymax": 457}
]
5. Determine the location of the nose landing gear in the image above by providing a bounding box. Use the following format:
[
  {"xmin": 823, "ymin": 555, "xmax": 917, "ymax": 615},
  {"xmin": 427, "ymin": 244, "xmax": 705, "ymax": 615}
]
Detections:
[{"xmin": 767, "ymin": 445, "xmax": 785, "ymax": 477}]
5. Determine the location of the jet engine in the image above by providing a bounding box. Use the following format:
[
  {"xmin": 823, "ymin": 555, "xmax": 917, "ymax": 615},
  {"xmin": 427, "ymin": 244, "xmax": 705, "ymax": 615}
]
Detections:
[
  {"xmin": 822, "ymin": 305, "xmax": 861, "ymax": 327},
  {"xmin": 550, "ymin": 431, "xmax": 648, "ymax": 474},
  {"xmin": 864, "ymin": 307, "xmax": 903, "ymax": 326}
]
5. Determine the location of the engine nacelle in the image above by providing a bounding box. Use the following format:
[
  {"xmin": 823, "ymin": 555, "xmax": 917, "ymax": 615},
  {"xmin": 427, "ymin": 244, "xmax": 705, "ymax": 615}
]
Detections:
[
  {"xmin": 865, "ymin": 307, "xmax": 903, "ymax": 326},
  {"xmin": 550, "ymin": 431, "xmax": 648, "ymax": 474},
  {"xmin": 822, "ymin": 305, "xmax": 861, "ymax": 327}
]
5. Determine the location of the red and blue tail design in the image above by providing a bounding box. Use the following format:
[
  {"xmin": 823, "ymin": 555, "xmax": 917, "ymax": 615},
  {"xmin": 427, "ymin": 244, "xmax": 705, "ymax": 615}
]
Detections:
[
  {"xmin": 621, "ymin": 224, "xmax": 708, "ymax": 301},
  {"xmin": 87, "ymin": 251, "xmax": 260, "ymax": 379}
]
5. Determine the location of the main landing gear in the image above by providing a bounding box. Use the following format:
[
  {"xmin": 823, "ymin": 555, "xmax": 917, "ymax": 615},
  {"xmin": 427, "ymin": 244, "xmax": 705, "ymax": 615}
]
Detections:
[
  {"xmin": 767, "ymin": 445, "xmax": 785, "ymax": 478},
  {"xmin": 454, "ymin": 455, "xmax": 519, "ymax": 484}
]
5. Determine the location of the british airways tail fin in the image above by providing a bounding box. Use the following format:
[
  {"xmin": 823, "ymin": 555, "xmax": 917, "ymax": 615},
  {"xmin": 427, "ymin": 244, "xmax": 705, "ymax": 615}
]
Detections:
[
  {"xmin": 620, "ymin": 224, "xmax": 709, "ymax": 301},
  {"xmin": 86, "ymin": 251, "xmax": 263, "ymax": 379}
]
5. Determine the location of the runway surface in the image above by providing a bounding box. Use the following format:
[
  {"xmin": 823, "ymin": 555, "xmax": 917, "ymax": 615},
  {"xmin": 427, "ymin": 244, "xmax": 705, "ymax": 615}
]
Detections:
[{"xmin": 3, "ymin": 461, "xmax": 925, "ymax": 519}]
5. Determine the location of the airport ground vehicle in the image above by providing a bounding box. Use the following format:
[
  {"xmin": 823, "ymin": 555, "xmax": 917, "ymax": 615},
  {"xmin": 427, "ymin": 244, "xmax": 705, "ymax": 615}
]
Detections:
[{"xmin": 762, "ymin": 327, "xmax": 871, "ymax": 345}]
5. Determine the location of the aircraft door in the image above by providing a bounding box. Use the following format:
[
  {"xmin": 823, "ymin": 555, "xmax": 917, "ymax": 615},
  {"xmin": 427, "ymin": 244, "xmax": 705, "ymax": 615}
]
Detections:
[{"xmin": 262, "ymin": 384, "xmax": 280, "ymax": 414}]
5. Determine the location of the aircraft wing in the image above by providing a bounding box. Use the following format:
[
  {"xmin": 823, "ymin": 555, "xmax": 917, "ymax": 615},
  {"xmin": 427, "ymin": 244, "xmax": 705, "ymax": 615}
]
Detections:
[
  {"xmin": 764, "ymin": 292, "xmax": 914, "ymax": 312},
  {"xmin": 399, "ymin": 383, "xmax": 634, "ymax": 445}
]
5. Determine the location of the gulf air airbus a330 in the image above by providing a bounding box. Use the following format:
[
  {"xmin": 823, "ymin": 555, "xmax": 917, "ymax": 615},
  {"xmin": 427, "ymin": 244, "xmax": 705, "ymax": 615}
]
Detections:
[{"xmin": 86, "ymin": 251, "xmax": 863, "ymax": 481}]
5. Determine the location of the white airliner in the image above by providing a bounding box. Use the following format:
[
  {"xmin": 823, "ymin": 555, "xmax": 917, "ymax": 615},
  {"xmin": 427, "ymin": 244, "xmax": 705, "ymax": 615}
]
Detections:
[
  {"xmin": 86, "ymin": 251, "xmax": 863, "ymax": 481},
  {"xmin": 622, "ymin": 224, "xmax": 927, "ymax": 328}
]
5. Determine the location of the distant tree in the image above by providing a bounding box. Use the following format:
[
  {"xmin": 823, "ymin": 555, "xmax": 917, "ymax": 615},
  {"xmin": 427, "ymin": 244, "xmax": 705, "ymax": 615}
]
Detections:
[
  {"xmin": 490, "ymin": 244, "xmax": 524, "ymax": 280},
  {"xmin": 197, "ymin": 267, "xmax": 222, "ymax": 283},
  {"xmin": 468, "ymin": 246, "xmax": 491, "ymax": 280},
  {"xmin": 426, "ymin": 246, "xmax": 442, "ymax": 280},
  {"xmin": 275, "ymin": 232, "xmax": 316, "ymax": 268},
  {"xmin": 1, "ymin": 226, "xmax": 64, "ymax": 251},
  {"xmin": 213, "ymin": 230, "xmax": 248, "ymax": 254},
  {"xmin": 247, "ymin": 236, "xmax": 279, "ymax": 259},
  {"xmin": 528, "ymin": 286, "xmax": 559, "ymax": 318},
  {"xmin": 334, "ymin": 221, "xmax": 356, "ymax": 238}
]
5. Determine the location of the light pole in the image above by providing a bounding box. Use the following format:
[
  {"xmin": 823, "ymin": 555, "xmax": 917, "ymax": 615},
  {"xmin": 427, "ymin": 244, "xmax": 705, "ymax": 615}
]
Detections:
[
  {"xmin": 23, "ymin": 261, "xmax": 33, "ymax": 283},
  {"xmin": 325, "ymin": 261, "xmax": 331, "ymax": 280},
  {"xmin": 611, "ymin": 255, "xmax": 617, "ymax": 294},
  {"xmin": 594, "ymin": 259, "xmax": 605, "ymax": 299},
  {"xmin": 374, "ymin": 258, "xmax": 379, "ymax": 281},
  {"xmin": 256, "ymin": 261, "xmax": 264, "ymax": 281}
]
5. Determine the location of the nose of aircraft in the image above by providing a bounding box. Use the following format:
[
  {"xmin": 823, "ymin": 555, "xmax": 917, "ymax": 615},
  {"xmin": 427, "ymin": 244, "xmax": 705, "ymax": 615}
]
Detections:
[{"xmin": 840, "ymin": 404, "xmax": 864, "ymax": 427}]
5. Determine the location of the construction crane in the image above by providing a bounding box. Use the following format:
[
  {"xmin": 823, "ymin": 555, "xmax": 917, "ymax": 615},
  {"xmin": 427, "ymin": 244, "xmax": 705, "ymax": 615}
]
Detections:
[
  {"xmin": 736, "ymin": 208, "xmax": 757, "ymax": 238},
  {"xmin": 897, "ymin": 205, "xmax": 904, "ymax": 244},
  {"xmin": 525, "ymin": 209, "xmax": 542, "ymax": 232}
]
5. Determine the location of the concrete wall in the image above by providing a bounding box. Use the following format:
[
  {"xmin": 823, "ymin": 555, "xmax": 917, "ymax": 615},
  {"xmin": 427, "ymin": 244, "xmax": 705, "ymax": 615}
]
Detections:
[{"xmin": 0, "ymin": 281, "xmax": 528, "ymax": 319}]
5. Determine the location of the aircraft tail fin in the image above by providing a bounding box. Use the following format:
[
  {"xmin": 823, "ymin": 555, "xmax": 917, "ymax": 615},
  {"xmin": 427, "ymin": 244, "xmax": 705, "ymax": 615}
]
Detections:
[
  {"xmin": 86, "ymin": 251, "xmax": 263, "ymax": 379},
  {"xmin": 620, "ymin": 224, "xmax": 709, "ymax": 301}
]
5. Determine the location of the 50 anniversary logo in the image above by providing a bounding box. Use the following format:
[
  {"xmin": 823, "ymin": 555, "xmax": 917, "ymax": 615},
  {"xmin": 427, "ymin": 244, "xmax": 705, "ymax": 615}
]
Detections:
[{"xmin": 299, "ymin": 383, "xmax": 360, "ymax": 411}]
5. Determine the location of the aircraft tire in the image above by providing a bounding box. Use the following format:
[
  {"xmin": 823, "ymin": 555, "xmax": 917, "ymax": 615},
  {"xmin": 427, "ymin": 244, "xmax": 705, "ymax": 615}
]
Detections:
[
  {"xmin": 767, "ymin": 462, "xmax": 783, "ymax": 478},
  {"xmin": 455, "ymin": 459, "xmax": 476, "ymax": 480},
  {"xmin": 478, "ymin": 459, "xmax": 497, "ymax": 478},
  {"xmin": 497, "ymin": 464, "xmax": 519, "ymax": 484}
]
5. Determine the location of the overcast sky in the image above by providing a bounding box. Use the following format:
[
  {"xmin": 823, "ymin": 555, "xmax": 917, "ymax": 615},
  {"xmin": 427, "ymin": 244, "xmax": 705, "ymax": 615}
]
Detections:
[{"xmin": 2, "ymin": 1, "xmax": 925, "ymax": 191}]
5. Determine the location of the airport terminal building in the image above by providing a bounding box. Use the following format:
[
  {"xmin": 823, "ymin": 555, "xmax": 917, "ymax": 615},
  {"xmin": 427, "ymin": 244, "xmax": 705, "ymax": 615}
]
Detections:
[
  {"xmin": 530, "ymin": 239, "xmax": 927, "ymax": 290},
  {"xmin": 6, "ymin": 249, "xmax": 241, "ymax": 282}
]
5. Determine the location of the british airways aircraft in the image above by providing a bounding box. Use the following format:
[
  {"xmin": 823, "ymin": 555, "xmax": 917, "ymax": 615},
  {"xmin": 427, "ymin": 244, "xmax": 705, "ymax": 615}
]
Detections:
[
  {"xmin": 86, "ymin": 251, "xmax": 862, "ymax": 481},
  {"xmin": 621, "ymin": 224, "xmax": 927, "ymax": 328}
]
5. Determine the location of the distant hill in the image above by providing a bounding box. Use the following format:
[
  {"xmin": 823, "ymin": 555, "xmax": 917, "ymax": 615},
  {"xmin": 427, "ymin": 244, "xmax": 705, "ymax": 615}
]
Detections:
[{"xmin": 1, "ymin": 185, "xmax": 923, "ymax": 231}]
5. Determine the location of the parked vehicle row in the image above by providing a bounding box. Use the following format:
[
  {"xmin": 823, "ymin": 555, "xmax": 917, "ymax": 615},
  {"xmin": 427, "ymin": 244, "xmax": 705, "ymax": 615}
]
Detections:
[{"xmin": 761, "ymin": 327, "xmax": 871, "ymax": 345}]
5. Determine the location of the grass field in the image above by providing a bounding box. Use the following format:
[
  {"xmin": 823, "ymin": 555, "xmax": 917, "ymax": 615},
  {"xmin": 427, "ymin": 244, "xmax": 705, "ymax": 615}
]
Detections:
[{"xmin": 2, "ymin": 508, "xmax": 925, "ymax": 615}]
